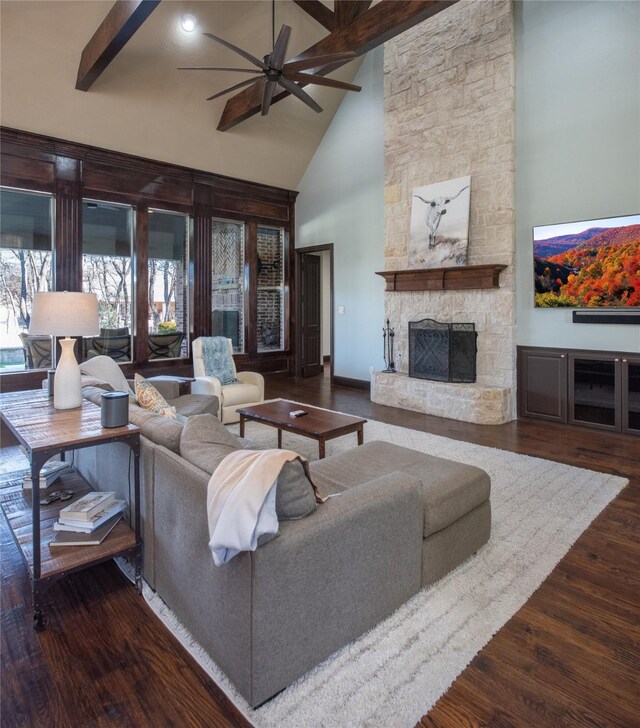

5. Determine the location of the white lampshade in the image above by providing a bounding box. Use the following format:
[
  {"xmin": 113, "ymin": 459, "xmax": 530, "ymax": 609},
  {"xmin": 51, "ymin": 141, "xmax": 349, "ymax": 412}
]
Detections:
[
  {"xmin": 29, "ymin": 291, "xmax": 100, "ymax": 337},
  {"xmin": 29, "ymin": 292, "xmax": 100, "ymax": 410}
]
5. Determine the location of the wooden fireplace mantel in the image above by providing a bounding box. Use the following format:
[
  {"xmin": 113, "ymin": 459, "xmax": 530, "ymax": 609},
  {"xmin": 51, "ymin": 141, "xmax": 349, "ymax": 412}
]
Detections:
[{"xmin": 376, "ymin": 264, "xmax": 507, "ymax": 292}]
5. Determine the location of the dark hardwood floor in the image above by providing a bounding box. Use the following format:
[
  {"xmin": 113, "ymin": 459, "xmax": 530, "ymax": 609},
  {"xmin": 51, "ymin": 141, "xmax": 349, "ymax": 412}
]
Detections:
[{"xmin": 2, "ymin": 367, "xmax": 639, "ymax": 727}]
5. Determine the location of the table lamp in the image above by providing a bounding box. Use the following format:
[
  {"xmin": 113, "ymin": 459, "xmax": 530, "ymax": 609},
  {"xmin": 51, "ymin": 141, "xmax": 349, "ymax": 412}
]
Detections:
[{"xmin": 29, "ymin": 292, "xmax": 100, "ymax": 410}]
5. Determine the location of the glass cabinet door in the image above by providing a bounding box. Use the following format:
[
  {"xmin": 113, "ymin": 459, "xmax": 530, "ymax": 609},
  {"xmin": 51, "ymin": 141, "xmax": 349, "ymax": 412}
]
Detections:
[
  {"xmin": 623, "ymin": 358, "xmax": 640, "ymax": 435},
  {"xmin": 257, "ymin": 225, "xmax": 284, "ymax": 352},
  {"xmin": 569, "ymin": 354, "xmax": 620, "ymax": 430}
]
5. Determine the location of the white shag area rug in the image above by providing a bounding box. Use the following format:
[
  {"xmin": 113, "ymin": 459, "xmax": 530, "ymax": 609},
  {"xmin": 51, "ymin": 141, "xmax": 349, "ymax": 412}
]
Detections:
[{"xmin": 139, "ymin": 416, "xmax": 628, "ymax": 728}]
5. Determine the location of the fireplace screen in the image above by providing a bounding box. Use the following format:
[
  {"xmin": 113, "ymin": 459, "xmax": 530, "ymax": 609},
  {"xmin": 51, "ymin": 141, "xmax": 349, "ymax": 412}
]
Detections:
[{"xmin": 409, "ymin": 319, "xmax": 477, "ymax": 383}]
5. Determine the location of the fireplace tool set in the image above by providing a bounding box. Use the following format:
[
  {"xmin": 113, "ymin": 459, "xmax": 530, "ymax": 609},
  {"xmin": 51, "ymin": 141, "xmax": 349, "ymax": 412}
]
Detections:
[{"xmin": 382, "ymin": 319, "xmax": 396, "ymax": 373}]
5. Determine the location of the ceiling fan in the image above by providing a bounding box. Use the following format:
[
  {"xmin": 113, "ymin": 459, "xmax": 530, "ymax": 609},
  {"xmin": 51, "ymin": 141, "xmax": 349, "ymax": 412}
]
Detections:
[{"xmin": 178, "ymin": 4, "xmax": 361, "ymax": 116}]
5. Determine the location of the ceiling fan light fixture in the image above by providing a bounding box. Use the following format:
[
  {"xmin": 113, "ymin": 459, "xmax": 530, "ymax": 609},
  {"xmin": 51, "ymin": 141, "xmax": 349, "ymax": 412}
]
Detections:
[{"xmin": 181, "ymin": 14, "xmax": 197, "ymax": 33}]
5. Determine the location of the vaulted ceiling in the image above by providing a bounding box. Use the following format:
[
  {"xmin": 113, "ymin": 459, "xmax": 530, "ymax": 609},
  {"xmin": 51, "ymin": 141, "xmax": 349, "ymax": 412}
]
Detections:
[{"xmin": 0, "ymin": 1, "xmax": 453, "ymax": 189}]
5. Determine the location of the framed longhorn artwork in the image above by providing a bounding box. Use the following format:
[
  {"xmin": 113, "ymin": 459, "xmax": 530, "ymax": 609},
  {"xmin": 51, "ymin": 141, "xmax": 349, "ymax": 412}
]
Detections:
[{"xmin": 409, "ymin": 175, "xmax": 471, "ymax": 269}]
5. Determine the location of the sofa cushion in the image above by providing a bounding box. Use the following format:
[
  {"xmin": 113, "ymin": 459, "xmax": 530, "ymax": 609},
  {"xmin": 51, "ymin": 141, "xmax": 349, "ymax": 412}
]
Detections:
[
  {"xmin": 80, "ymin": 376, "xmax": 114, "ymax": 391},
  {"xmin": 180, "ymin": 414, "xmax": 315, "ymax": 520},
  {"xmin": 310, "ymin": 440, "xmax": 491, "ymax": 538},
  {"xmin": 172, "ymin": 394, "xmax": 219, "ymax": 419},
  {"xmin": 180, "ymin": 413, "xmax": 243, "ymax": 473},
  {"xmin": 81, "ymin": 386, "xmax": 108, "ymax": 406},
  {"xmin": 128, "ymin": 405, "xmax": 183, "ymax": 453},
  {"xmin": 182, "ymin": 413, "xmax": 242, "ymax": 448},
  {"xmin": 80, "ymin": 356, "xmax": 131, "ymax": 394}
]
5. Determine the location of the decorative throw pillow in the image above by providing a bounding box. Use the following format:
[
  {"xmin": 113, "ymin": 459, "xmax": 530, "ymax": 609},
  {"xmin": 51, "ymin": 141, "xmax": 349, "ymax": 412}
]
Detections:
[
  {"xmin": 179, "ymin": 414, "xmax": 316, "ymax": 521},
  {"xmin": 275, "ymin": 459, "xmax": 317, "ymax": 520},
  {"xmin": 134, "ymin": 373, "xmax": 177, "ymax": 419}
]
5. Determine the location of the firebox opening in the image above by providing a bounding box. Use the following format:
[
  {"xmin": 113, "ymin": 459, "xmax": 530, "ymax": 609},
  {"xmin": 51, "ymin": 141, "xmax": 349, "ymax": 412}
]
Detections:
[{"xmin": 408, "ymin": 318, "xmax": 477, "ymax": 383}]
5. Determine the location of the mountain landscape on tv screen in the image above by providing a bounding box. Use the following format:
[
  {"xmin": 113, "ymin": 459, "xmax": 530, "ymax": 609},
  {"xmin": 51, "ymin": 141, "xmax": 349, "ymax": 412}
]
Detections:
[{"xmin": 533, "ymin": 221, "xmax": 640, "ymax": 308}]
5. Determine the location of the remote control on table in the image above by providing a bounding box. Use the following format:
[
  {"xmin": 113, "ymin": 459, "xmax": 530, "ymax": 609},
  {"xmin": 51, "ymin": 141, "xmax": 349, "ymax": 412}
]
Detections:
[{"xmin": 290, "ymin": 410, "xmax": 308, "ymax": 417}]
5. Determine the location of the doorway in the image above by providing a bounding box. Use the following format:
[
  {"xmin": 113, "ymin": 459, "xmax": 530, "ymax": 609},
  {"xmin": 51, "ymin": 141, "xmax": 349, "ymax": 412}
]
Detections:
[{"xmin": 296, "ymin": 244, "xmax": 333, "ymax": 381}]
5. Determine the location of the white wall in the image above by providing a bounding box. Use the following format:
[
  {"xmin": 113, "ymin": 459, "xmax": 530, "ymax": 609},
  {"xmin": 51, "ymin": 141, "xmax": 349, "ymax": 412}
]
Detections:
[
  {"xmin": 296, "ymin": 48, "xmax": 385, "ymax": 381},
  {"xmin": 515, "ymin": 0, "xmax": 640, "ymax": 352}
]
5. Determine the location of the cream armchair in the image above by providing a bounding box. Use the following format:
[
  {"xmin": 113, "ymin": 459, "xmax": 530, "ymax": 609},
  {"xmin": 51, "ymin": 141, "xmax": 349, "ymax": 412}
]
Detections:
[{"xmin": 191, "ymin": 337, "xmax": 264, "ymax": 424}]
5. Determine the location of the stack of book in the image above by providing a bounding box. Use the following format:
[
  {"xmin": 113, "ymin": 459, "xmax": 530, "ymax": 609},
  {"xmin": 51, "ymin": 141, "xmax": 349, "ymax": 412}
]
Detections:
[
  {"xmin": 49, "ymin": 491, "xmax": 127, "ymax": 548},
  {"xmin": 23, "ymin": 461, "xmax": 71, "ymax": 490}
]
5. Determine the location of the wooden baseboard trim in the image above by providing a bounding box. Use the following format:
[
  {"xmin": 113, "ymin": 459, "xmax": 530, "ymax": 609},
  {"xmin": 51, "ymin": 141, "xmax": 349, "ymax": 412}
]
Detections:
[{"xmin": 333, "ymin": 375, "xmax": 370, "ymax": 391}]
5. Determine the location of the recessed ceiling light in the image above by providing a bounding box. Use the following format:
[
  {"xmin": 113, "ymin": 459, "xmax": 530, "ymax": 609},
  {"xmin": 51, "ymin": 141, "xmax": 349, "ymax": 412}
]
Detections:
[{"xmin": 181, "ymin": 14, "xmax": 197, "ymax": 32}]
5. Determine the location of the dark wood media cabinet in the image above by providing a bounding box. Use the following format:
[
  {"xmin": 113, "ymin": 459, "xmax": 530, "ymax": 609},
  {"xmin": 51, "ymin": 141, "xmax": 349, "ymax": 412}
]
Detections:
[{"xmin": 517, "ymin": 346, "xmax": 640, "ymax": 436}]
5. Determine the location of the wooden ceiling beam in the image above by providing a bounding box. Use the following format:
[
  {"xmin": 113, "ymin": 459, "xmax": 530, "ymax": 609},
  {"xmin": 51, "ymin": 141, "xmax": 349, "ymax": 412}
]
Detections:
[
  {"xmin": 218, "ymin": 0, "xmax": 457, "ymax": 131},
  {"xmin": 293, "ymin": 1, "xmax": 337, "ymax": 32},
  {"xmin": 335, "ymin": 0, "xmax": 372, "ymax": 27},
  {"xmin": 75, "ymin": 0, "xmax": 160, "ymax": 92}
]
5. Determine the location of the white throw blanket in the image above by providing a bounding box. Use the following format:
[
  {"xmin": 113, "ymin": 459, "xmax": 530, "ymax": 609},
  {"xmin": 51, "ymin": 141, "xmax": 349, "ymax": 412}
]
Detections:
[{"xmin": 207, "ymin": 449, "xmax": 304, "ymax": 566}]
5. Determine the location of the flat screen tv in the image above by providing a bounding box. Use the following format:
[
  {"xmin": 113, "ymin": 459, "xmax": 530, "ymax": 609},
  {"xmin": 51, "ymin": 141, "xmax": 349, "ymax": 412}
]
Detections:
[{"xmin": 533, "ymin": 213, "xmax": 640, "ymax": 308}]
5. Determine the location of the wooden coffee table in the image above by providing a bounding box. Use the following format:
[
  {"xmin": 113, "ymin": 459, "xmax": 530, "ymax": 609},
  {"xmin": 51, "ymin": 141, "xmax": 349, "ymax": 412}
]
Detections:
[{"xmin": 237, "ymin": 400, "xmax": 367, "ymax": 459}]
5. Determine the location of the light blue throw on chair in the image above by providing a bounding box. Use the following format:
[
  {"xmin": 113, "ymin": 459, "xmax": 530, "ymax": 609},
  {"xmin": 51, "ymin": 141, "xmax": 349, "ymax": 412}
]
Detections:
[{"xmin": 201, "ymin": 337, "xmax": 239, "ymax": 385}]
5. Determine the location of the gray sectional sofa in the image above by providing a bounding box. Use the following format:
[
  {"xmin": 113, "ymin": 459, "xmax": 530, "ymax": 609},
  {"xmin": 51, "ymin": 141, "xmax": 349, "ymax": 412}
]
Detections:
[{"xmin": 74, "ymin": 382, "xmax": 491, "ymax": 707}]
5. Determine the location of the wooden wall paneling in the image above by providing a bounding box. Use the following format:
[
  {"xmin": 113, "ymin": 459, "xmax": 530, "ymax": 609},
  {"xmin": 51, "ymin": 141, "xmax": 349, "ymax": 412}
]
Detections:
[
  {"xmin": 0, "ymin": 154, "xmax": 55, "ymax": 192},
  {"xmin": 286, "ymin": 202, "xmax": 296, "ymax": 373},
  {"xmin": 84, "ymin": 162, "xmax": 192, "ymax": 208},
  {"xmin": 1, "ymin": 128, "xmax": 297, "ymax": 383},
  {"xmin": 211, "ymin": 193, "xmax": 290, "ymax": 224},
  {"xmin": 54, "ymin": 156, "xmax": 83, "ymax": 292},
  {"xmin": 134, "ymin": 204, "xmax": 149, "ymax": 364},
  {"xmin": 245, "ymin": 222, "xmax": 258, "ymax": 355},
  {"xmin": 192, "ymin": 184, "xmax": 213, "ymax": 341}
]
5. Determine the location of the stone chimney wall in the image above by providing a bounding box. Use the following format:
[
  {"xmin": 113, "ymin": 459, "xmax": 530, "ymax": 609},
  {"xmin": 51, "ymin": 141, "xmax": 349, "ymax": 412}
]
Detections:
[{"xmin": 382, "ymin": 0, "xmax": 516, "ymax": 410}]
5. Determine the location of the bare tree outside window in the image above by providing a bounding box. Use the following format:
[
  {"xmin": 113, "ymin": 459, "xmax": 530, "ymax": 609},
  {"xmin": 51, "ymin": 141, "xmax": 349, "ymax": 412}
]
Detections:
[
  {"xmin": 0, "ymin": 188, "xmax": 54, "ymax": 371},
  {"xmin": 83, "ymin": 254, "xmax": 132, "ymax": 329},
  {"xmin": 148, "ymin": 210, "xmax": 188, "ymax": 359},
  {"xmin": 82, "ymin": 200, "xmax": 133, "ymax": 362}
]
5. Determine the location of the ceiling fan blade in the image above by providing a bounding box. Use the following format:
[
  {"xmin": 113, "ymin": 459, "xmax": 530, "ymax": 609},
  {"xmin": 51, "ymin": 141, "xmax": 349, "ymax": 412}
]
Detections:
[
  {"xmin": 178, "ymin": 67, "xmax": 263, "ymax": 73},
  {"xmin": 285, "ymin": 72, "xmax": 361, "ymax": 92},
  {"xmin": 270, "ymin": 25, "xmax": 291, "ymax": 71},
  {"xmin": 206, "ymin": 77, "xmax": 260, "ymax": 101},
  {"xmin": 277, "ymin": 76, "xmax": 322, "ymax": 113},
  {"xmin": 203, "ymin": 32, "xmax": 268, "ymax": 70},
  {"xmin": 284, "ymin": 51, "xmax": 357, "ymax": 73},
  {"xmin": 261, "ymin": 80, "xmax": 278, "ymax": 116}
]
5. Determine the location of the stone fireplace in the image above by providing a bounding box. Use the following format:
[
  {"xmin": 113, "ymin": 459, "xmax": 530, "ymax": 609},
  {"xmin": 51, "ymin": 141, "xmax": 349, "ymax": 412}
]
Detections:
[{"xmin": 371, "ymin": 0, "xmax": 516, "ymax": 425}]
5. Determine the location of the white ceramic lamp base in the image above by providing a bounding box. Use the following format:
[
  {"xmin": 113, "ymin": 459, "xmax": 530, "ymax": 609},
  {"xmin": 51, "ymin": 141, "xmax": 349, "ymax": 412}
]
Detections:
[{"xmin": 53, "ymin": 337, "xmax": 82, "ymax": 410}]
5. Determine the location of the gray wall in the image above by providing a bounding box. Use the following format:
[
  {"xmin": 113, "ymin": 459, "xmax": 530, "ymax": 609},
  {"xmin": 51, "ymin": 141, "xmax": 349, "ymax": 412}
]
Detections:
[
  {"xmin": 296, "ymin": 48, "xmax": 385, "ymax": 381},
  {"xmin": 515, "ymin": 0, "xmax": 640, "ymax": 352}
]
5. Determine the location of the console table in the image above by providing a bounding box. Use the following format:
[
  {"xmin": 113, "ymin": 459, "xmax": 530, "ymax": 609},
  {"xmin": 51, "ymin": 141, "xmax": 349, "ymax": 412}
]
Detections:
[{"xmin": 0, "ymin": 389, "xmax": 142, "ymax": 630}]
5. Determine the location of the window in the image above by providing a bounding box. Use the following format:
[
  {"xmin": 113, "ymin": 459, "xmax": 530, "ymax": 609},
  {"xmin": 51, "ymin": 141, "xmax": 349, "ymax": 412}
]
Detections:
[
  {"xmin": 0, "ymin": 188, "xmax": 54, "ymax": 371},
  {"xmin": 257, "ymin": 225, "xmax": 285, "ymax": 352},
  {"xmin": 212, "ymin": 220, "xmax": 245, "ymax": 353},
  {"xmin": 148, "ymin": 210, "xmax": 189, "ymax": 359},
  {"xmin": 82, "ymin": 201, "xmax": 133, "ymax": 363}
]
